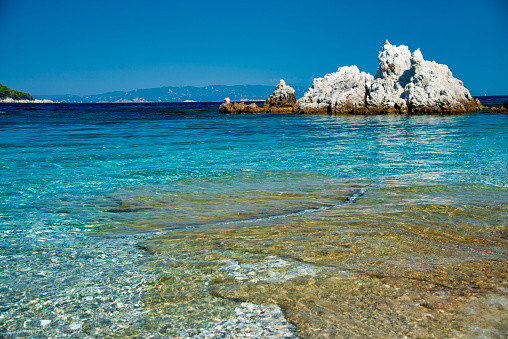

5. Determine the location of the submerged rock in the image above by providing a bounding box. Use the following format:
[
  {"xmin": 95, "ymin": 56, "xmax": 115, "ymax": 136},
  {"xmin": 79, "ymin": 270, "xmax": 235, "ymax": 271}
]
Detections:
[{"xmin": 297, "ymin": 41, "xmax": 485, "ymax": 115}]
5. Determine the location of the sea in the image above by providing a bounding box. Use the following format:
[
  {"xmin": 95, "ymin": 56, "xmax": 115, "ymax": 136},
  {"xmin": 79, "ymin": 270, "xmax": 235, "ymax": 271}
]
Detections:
[{"xmin": 0, "ymin": 97, "xmax": 507, "ymax": 338}]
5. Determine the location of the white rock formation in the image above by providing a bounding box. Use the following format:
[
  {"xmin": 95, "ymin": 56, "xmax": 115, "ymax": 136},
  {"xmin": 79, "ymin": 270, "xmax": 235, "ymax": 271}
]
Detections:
[
  {"xmin": 298, "ymin": 66, "xmax": 373, "ymax": 114},
  {"xmin": 404, "ymin": 49, "xmax": 478, "ymax": 113},
  {"xmin": 297, "ymin": 41, "xmax": 483, "ymax": 114},
  {"xmin": 366, "ymin": 42, "xmax": 412, "ymax": 112},
  {"xmin": 0, "ymin": 98, "xmax": 54, "ymax": 103}
]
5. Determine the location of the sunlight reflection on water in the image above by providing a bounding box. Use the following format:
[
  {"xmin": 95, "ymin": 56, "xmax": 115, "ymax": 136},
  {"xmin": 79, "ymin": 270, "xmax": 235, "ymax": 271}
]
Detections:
[{"xmin": 0, "ymin": 103, "xmax": 507, "ymax": 337}]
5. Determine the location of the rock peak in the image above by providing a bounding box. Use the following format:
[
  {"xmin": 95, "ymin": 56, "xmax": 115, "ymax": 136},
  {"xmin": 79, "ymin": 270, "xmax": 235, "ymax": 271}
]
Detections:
[
  {"xmin": 375, "ymin": 43, "xmax": 411, "ymax": 79},
  {"xmin": 265, "ymin": 79, "xmax": 296, "ymax": 112},
  {"xmin": 276, "ymin": 79, "xmax": 287, "ymax": 89}
]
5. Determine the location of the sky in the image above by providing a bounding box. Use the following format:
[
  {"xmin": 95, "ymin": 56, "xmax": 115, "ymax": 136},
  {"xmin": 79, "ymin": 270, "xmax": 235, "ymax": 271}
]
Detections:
[{"xmin": 1, "ymin": 0, "xmax": 507, "ymax": 96}]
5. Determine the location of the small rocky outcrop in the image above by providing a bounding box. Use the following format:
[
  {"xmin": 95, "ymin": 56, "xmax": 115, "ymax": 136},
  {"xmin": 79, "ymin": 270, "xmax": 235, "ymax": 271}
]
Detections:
[
  {"xmin": 219, "ymin": 80, "xmax": 297, "ymax": 114},
  {"xmin": 297, "ymin": 41, "xmax": 485, "ymax": 115},
  {"xmin": 264, "ymin": 80, "xmax": 297, "ymax": 113},
  {"xmin": 218, "ymin": 102, "xmax": 265, "ymax": 114},
  {"xmin": 489, "ymin": 101, "xmax": 508, "ymax": 113}
]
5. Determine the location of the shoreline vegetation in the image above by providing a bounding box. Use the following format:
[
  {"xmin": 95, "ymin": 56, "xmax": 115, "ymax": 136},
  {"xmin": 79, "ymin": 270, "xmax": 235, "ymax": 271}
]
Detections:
[
  {"xmin": 0, "ymin": 83, "xmax": 53, "ymax": 103},
  {"xmin": 0, "ymin": 83, "xmax": 33, "ymax": 101}
]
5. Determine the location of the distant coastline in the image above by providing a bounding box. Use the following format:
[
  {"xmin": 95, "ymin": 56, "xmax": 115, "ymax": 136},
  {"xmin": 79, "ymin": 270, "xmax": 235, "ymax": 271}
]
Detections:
[
  {"xmin": 33, "ymin": 85, "xmax": 308, "ymax": 104},
  {"xmin": 2, "ymin": 96, "xmax": 506, "ymax": 107},
  {"xmin": 2, "ymin": 82, "xmax": 505, "ymax": 107}
]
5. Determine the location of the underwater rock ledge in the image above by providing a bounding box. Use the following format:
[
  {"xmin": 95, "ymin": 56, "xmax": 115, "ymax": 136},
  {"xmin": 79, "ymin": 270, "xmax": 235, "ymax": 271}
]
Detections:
[{"xmin": 220, "ymin": 41, "xmax": 487, "ymax": 115}]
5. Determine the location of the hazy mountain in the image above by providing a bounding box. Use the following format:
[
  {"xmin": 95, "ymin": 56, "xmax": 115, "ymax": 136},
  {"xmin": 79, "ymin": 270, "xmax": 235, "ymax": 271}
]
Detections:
[{"xmin": 37, "ymin": 85, "xmax": 309, "ymax": 103}]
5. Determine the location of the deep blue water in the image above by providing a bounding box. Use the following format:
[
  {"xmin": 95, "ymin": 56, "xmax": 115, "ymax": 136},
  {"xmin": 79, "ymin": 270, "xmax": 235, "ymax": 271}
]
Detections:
[{"xmin": 0, "ymin": 100, "xmax": 507, "ymax": 337}]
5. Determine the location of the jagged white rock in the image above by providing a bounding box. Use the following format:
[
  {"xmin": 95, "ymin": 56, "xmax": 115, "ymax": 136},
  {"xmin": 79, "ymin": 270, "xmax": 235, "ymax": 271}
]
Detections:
[
  {"xmin": 366, "ymin": 43, "xmax": 412, "ymax": 111},
  {"xmin": 404, "ymin": 49, "xmax": 477, "ymax": 113},
  {"xmin": 297, "ymin": 41, "xmax": 483, "ymax": 114},
  {"xmin": 298, "ymin": 66, "xmax": 373, "ymax": 114}
]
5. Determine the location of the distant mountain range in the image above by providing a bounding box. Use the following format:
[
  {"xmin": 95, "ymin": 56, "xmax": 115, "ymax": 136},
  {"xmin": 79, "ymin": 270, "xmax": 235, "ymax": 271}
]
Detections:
[{"xmin": 36, "ymin": 85, "xmax": 309, "ymax": 103}]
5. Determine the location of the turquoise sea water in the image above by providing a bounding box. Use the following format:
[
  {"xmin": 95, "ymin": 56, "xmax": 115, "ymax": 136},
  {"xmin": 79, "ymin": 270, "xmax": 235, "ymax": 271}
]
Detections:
[{"xmin": 0, "ymin": 101, "xmax": 507, "ymax": 337}]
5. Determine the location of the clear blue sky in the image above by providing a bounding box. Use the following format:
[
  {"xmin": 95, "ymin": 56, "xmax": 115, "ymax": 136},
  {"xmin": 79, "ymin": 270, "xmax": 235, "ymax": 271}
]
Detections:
[{"xmin": 1, "ymin": 0, "xmax": 507, "ymax": 96}]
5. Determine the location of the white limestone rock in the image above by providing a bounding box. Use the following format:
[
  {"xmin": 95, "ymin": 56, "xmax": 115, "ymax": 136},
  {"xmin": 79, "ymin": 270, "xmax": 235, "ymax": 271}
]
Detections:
[
  {"xmin": 366, "ymin": 42, "xmax": 413, "ymax": 113},
  {"xmin": 297, "ymin": 41, "xmax": 483, "ymax": 114},
  {"xmin": 374, "ymin": 42, "xmax": 413, "ymax": 79},
  {"xmin": 297, "ymin": 66, "xmax": 373, "ymax": 114}
]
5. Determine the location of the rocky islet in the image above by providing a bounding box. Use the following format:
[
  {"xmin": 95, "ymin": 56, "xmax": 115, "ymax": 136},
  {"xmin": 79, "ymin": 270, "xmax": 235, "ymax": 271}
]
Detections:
[{"xmin": 221, "ymin": 41, "xmax": 490, "ymax": 115}]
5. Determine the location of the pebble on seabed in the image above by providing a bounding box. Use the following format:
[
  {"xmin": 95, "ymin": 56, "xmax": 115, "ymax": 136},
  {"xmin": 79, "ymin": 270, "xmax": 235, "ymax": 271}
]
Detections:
[
  {"xmin": 1, "ymin": 221, "xmax": 299, "ymax": 338},
  {"xmin": 179, "ymin": 302, "xmax": 297, "ymax": 338}
]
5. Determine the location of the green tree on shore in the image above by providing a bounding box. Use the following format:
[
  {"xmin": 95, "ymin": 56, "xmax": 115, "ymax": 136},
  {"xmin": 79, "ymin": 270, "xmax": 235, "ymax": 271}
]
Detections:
[{"xmin": 0, "ymin": 83, "xmax": 34, "ymax": 100}]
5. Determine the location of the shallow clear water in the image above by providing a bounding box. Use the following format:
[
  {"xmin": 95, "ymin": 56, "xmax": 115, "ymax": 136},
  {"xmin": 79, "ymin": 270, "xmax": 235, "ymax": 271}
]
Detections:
[{"xmin": 0, "ymin": 101, "xmax": 507, "ymax": 338}]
